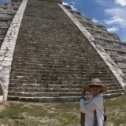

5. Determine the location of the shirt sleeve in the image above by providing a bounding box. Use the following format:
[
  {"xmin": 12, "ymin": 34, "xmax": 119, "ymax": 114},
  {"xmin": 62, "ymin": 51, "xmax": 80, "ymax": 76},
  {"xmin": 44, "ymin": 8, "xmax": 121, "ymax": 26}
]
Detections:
[{"xmin": 80, "ymin": 95, "xmax": 103, "ymax": 113}]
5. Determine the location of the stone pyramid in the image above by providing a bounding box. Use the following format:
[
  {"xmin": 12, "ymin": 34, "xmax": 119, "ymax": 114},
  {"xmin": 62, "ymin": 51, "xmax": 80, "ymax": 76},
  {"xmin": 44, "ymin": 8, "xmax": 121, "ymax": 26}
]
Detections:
[{"xmin": 0, "ymin": 0, "xmax": 125, "ymax": 102}]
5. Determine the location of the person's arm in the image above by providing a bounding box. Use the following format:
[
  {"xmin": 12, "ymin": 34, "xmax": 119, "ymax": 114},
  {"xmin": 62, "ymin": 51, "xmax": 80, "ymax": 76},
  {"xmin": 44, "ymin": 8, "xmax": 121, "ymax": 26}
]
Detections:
[{"xmin": 80, "ymin": 95, "xmax": 103, "ymax": 113}]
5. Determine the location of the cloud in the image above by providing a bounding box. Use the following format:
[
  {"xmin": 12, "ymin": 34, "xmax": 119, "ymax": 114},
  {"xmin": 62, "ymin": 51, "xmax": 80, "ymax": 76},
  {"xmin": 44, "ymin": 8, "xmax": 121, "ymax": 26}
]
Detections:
[
  {"xmin": 107, "ymin": 27, "xmax": 119, "ymax": 32},
  {"xmin": 105, "ymin": 7, "xmax": 126, "ymax": 16},
  {"xmin": 104, "ymin": 7, "xmax": 126, "ymax": 41},
  {"xmin": 92, "ymin": 18, "xmax": 99, "ymax": 23},
  {"xmin": 63, "ymin": 0, "xmax": 77, "ymax": 11},
  {"xmin": 71, "ymin": 3, "xmax": 77, "ymax": 11},
  {"xmin": 104, "ymin": 16, "xmax": 125, "ymax": 25},
  {"xmin": 104, "ymin": 7, "xmax": 126, "ymax": 40},
  {"xmin": 104, "ymin": 8, "xmax": 126, "ymax": 27},
  {"xmin": 115, "ymin": 0, "xmax": 126, "ymax": 6},
  {"xmin": 62, "ymin": 2, "xmax": 69, "ymax": 5}
]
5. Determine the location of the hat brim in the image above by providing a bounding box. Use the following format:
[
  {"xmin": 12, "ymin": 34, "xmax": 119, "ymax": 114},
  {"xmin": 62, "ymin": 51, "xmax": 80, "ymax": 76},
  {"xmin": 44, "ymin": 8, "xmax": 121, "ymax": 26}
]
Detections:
[{"xmin": 83, "ymin": 84, "xmax": 107, "ymax": 93}]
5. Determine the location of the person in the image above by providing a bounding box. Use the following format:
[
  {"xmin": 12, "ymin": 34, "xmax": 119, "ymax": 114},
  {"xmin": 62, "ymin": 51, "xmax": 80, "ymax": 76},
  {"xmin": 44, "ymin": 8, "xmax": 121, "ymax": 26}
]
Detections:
[
  {"xmin": 80, "ymin": 78, "xmax": 107, "ymax": 126},
  {"xmin": 80, "ymin": 85, "xmax": 87, "ymax": 126},
  {"xmin": 0, "ymin": 80, "xmax": 3, "ymax": 104}
]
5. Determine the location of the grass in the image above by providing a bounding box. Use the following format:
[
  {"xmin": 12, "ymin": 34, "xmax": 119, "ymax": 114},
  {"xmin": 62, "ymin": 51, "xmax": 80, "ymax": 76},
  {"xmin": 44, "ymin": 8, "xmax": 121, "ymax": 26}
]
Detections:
[
  {"xmin": 105, "ymin": 95, "xmax": 126, "ymax": 126},
  {"xmin": 0, "ymin": 95, "xmax": 125, "ymax": 126}
]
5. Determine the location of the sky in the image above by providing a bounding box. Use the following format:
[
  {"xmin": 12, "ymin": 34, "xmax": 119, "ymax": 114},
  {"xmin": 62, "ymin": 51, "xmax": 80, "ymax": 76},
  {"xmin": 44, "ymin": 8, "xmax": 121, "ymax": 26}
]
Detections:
[
  {"xmin": 0, "ymin": 0, "xmax": 11, "ymax": 4},
  {"xmin": 63, "ymin": 0, "xmax": 126, "ymax": 42}
]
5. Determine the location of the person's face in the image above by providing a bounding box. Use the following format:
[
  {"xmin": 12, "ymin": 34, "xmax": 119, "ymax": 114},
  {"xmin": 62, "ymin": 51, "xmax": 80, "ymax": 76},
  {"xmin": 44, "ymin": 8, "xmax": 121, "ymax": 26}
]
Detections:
[{"xmin": 89, "ymin": 85, "xmax": 102, "ymax": 96}]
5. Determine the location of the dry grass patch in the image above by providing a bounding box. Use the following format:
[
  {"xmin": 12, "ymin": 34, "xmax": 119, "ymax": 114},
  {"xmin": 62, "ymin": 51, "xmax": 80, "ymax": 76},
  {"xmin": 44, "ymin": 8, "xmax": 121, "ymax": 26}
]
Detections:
[{"xmin": 0, "ymin": 95, "xmax": 125, "ymax": 126}]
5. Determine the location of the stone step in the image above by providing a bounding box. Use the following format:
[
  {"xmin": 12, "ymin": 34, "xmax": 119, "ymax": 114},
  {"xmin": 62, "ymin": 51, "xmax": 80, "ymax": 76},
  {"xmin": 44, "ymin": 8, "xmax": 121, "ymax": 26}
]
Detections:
[
  {"xmin": 77, "ymin": 18, "xmax": 106, "ymax": 31},
  {"xmin": 104, "ymin": 93, "xmax": 125, "ymax": 99},
  {"xmin": 107, "ymin": 85, "xmax": 124, "ymax": 89},
  {"xmin": 12, "ymin": 56, "xmax": 90, "ymax": 61},
  {"xmin": 0, "ymin": 22, "xmax": 9, "ymax": 28},
  {"xmin": 95, "ymin": 37, "xmax": 122, "ymax": 43},
  {"xmin": 47, "ymin": 83, "xmax": 121, "ymax": 88},
  {"xmin": 94, "ymin": 35, "xmax": 119, "ymax": 42},
  {"xmin": 10, "ymin": 70, "xmax": 89, "ymax": 76},
  {"xmin": 124, "ymin": 73, "xmax": 126, "ymax": 76},
  {"xmin": 111, "ymin": 56, "xmax": 126, "ymax": 63},
  {"xmin": 9, "ymin": 74, "xmax": 121, "ymax": 80},
  {"xmin": 10, "ymin": 70, "xmax": 90, "ymax": 75},
  {"xmin": 105, "ymin": 48, "xmax": 126, "ymax": 55},
  {"xmin": 0, "ymin": 35, "xmax": 4, "ymax": 41},
  {"xmin": 70, "ymin": 10, "xmax": 81, "ymax": 15},
  {"xmin": 9, "ymin": 83, "xmax": 81, "ymax": 88},
  {"xmin": 120, "ymin": 68, "xmax": 126, "ymax": 74},
  {"xmin": 0, "ymin": 29, "xmax": 7, "ymax": 35},
  {"xmin": 107, "ymin": 89, "xmax": 124, "ymax": 94},
  {"xmin": 0, "ymin": 13, "xmax": 13, "ymax": 17},
  {"xmin": 8, "ymin": 93, "xmax": 125, "ymax": 102},
  {"xmin": 9, "ymin": 82, "xmax": 122, "ymax": 88},
  {"xmin": 0, "ymin": 40, "xmax": 2, "ymax": 44},
  {"xmin": 0, "ymin": 16, "xmax": 12, "ymax": 21},
  {"xmin": 12, "ymin": 64, "xmax": 99, "ymax": 69},
  {"xmin": 8, "ymin": 95, "xmax": 81, "ymax": 102},
  {"xmin": 88, "ymin": 30, "xmax": 120, "ymax": 41},
  {"xmin": 8, "ymin": 91, "xmax": 81, "ymax": 97},
  {"xmin": 0, "ymin": 37, "xmax": 3, "ymax": 41},
  {"xmin": 11, "ymin": 63, "xmax": 91, "ymax": 68},
  {"xmin": 98, "ymin": 41, "xmax": 126, "ymax": 51},
  {"xmin": 95, "ymin": 38, "xmax": 125, "ymax": 47},
  {"xmin": 9, "ymin": 87, "xmax": 81, "ymax": 92},
  {"xmin": 12, "ymin": 57, "xmax": 90, "ymax": 61},
  {"xmin": 85, "ymin": 27, "xmax": 108, "ymax": 34},
  {"xmin": 9, "ymin": 86, "xmax": 124, "ymax": 95},
  {"xmin": 0, "ymin": 5, "xmax": 19, "ymax": 11},
  {"xmin": 0, "ymin": 11, "xmax": 16, "ymax": 15},
  {"xmin": 63, "ymin": 5, "xmax": 71, "ymax": 10}
]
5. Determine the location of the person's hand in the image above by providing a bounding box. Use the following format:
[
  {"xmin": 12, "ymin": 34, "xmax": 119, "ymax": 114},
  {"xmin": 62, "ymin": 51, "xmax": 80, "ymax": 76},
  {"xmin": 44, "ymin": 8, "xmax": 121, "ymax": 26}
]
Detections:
[{"xmin": 81, "ymin": 86, "xmax": 86, "ymax": 95}]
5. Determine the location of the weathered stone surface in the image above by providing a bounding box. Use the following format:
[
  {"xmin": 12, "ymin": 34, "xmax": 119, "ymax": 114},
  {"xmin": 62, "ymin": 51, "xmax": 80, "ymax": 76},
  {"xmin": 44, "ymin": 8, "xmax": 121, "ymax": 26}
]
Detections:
[
  {"xmin": 6, "ymin": 0, "xmax": 125, "ymax": 102},
  {"xmin": 0, "ymin": 0, "xmax": 22, "ymax": 102}
]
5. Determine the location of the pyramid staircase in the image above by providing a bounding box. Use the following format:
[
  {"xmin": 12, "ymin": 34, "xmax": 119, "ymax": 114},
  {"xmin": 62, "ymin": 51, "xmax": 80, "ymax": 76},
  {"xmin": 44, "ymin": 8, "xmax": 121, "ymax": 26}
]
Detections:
[{"xmin": 0, "ymin": 0, "xmax": 125, "ymax": 102}]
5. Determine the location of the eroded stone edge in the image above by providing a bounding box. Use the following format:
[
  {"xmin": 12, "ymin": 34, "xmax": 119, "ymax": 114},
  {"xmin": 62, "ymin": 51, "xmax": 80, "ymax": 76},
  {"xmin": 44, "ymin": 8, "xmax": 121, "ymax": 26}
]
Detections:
[{"xmin": 0, "ymin": 0, "xmax": 28, "ymax": 102}]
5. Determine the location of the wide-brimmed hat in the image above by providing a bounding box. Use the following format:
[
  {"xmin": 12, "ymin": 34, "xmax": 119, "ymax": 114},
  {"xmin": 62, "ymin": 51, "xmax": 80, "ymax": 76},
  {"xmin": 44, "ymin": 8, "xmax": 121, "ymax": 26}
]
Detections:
[{"xmin": 83, "ymin": 78, "xmax": 107, "ymax": 93}]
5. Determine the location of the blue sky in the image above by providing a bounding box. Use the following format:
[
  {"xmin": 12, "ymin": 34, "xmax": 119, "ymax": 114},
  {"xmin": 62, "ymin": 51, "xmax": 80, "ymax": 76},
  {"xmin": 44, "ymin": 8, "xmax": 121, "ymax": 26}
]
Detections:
[
  {"xmin": 63, "ymin": 0, "xmax": 126, "ymax": 41},
  {"xmin": 0, "ymin": 0, "xmax": 11, "ymax": 3}
]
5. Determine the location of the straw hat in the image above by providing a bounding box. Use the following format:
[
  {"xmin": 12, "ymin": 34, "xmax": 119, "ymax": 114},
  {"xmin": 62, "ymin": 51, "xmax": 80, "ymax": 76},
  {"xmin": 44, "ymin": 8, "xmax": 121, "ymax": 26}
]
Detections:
[{"xmin": 83, "ymin": 78, "xmax": 107, "ymax": 93}]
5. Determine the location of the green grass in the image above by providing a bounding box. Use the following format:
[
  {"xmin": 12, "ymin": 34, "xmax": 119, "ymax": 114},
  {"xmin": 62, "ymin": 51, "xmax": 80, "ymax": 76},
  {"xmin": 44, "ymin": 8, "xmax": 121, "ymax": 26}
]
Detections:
[
  {"xmin": 105, "ymin": 96, "xmax": 126, "ymax": 126},
  {"xmin": 0, "ymin": 96, "xmax": 125, "ymax": 126}
]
